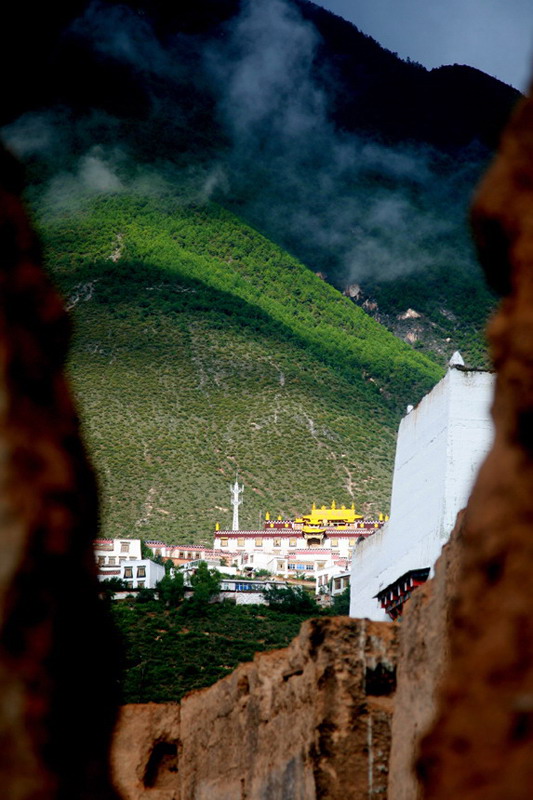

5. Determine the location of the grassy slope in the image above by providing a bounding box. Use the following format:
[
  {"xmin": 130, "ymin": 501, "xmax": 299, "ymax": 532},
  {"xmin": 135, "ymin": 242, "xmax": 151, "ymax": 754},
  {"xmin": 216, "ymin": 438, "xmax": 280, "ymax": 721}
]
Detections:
[{"xmin": 39, "ymin": 193, "xmax": 442, "ymax": 542}]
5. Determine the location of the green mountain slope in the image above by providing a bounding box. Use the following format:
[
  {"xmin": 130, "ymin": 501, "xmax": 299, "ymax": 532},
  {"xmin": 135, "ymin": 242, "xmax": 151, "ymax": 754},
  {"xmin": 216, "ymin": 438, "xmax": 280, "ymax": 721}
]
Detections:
[
  {"xmin": 349, "ymin": 263, "xmax": 496, "ymax": 368},
  {"xmin": 39, "ymin": 193, "xmax": 442, "ymax": 542}
]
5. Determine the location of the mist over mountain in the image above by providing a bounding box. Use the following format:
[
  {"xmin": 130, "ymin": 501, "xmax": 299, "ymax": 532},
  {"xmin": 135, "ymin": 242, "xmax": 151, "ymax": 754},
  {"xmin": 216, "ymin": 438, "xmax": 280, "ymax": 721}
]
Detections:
[{"xmin": 3, "ymin": 0, "xmax": 520, "ymax": 297}]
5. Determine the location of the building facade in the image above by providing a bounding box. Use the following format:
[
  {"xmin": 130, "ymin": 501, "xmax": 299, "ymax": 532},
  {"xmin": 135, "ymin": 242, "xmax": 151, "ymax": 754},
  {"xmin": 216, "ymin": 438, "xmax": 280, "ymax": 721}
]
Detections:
[
  {"xmin": 101, "ymin": 559, "xmax": 165, "ymax": 591},
  {"xmin": 144, "ymin": 542, "xmax": 241, "ymax": 567},
  {"xmin": 214, "ymin": 503, "xmax": 385, "ymax": 567},
  {"xmin": 95, "ymin": 537, "xmax": 142, "ymax": 578},
  {"xmin": 94, "ymin": 538, "xmax": 164, "ymax": 590},
  {"xmin": 350, "ymin": 357, "xmax": 495, "ymax": 621}
]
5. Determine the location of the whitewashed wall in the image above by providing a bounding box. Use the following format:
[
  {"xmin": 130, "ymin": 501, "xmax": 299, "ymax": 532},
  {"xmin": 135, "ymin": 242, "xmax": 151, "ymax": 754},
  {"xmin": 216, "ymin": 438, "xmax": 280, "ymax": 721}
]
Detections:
[
  {"xmin": 350, "ymin": 366, "xmax": 494, "ymax": 620},
  {"xmin": 95, "ymin": 537, "xmax": 142, "ymax": 564}
]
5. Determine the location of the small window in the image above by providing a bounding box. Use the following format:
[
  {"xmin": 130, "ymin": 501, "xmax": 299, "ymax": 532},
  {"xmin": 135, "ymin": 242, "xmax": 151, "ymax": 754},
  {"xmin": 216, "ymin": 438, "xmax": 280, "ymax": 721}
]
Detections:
[
  {"xmin": 273, "ymin": 538, "xmax": 281, "ymax": 547},
  {"xmin": 137, "ymin": 581, "xmax": 145, "ymax": 589},
  {"xmin": 97, "ymin": 556, "xmax": 106, "ymax": 566},
  {"xmin": 317, "ymin": 562, "xmax": 325, "ymax": 570},
  {"xmin": 108, "ymin": 557, "xmax": 116, "ymax": 566},
  {"xmin": 120, "ymin": 542, "xmax": 130, "ymax": 553},
  {"xmin": 331, "ymin": 538, "xmax": 338, "ymax": 547},
  {"xmin": 237, "ymin": 538, "xmax": 245, "ymax": 547},
  {"xmin": 124, "ymin": 581, "xmax": 133, "ymax": 590},
  {"xmin": 288, "ymin": 563, "xmax": 296, "ymax": 570},
  {"xmin": 277, "ymin": 561, "xmax": 284, "ymax": 570},
  {"xmin": 179, "ymin": 551, "xmax": 185, "ymax": 558},
  {"xmin": 255, "ymin": 538, "xmax": 263, "ymax": 547},
  {"xmin": 119, "ymin": 557, "xmax": 127, "ymax": 563},
  {"xmin": 220, "ymin": 537, "xmax": 228, "ymax": 547},
  {"xmin": 124, "ymin": 567, "xmax": 133, "ymax": 579},
  {"xmin": 137, "ymin": 566, "xmax": 146, "ymax": 578},
  {"xmin": 289, "ymin": 538, "xmax": 297, "ymax": 547},
  {"xmin": 349, "ymin": 538, "xmax": 356, "ymax": 546},
  {"xmin": 305, "ymin": 564, "xmax": 314, "ymax": 571}
]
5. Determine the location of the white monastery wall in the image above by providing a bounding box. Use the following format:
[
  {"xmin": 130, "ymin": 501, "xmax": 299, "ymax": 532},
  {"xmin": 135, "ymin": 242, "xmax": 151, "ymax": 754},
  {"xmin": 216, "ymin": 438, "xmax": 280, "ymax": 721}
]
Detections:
[
  {"xmin": 94, "ymin": 537, "xmax": 142, "ymax": 565},
  {"xmin": 443, "ymin": 369, "xmax": 495, "ymax": 534},
  {"xmin": 350, "ymin": 366, "xmax": 494, "ymax": 621},
  {"xmin": 214, "ymin": 532, "xmax": 358, "ymax": 560}
]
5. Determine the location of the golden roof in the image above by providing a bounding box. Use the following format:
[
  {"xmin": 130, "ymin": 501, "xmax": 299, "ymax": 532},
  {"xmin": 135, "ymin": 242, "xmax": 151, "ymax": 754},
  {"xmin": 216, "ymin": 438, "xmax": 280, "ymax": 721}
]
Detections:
[{"xmin": 302, "ymin": 501, "xmax": 363, "ymax": 525}]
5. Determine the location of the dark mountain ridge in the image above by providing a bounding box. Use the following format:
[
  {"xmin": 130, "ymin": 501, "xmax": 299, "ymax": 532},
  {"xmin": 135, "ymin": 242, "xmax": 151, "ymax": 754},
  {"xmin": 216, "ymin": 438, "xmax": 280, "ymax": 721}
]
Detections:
[
  {"xmin": 296, "ymin": 1, "xmax": 520, "ymax": 150},
  {"xmin": 2, "ymin": 1, "xmax": 519, "ymax": 151}
]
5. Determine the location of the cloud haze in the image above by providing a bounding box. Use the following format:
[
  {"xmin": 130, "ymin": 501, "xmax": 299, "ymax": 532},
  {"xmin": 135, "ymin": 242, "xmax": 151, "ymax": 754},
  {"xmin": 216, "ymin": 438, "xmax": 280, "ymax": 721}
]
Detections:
[{"xmin": 2, "ymin": 0, "xmax": 488, "ymax": 286}]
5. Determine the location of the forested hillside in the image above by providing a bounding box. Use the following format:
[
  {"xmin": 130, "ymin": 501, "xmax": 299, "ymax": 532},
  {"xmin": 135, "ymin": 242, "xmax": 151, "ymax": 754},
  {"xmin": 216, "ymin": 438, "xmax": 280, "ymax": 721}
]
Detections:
[
  {"xmin": 4, "ymin": 0, "xmax": 519, "ymax": 542},
  {"xmin": 41, "ymin": 193, "xmax": 441, "ymax": 541},
  {"xmin": 5, "ymin": 0, "xmax": 517, "ymax": 370}
]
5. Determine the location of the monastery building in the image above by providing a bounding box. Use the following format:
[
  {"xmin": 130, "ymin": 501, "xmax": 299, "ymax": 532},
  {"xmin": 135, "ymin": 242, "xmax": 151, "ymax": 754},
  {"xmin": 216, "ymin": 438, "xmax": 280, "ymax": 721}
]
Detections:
[{"xmin": 213, "ymin": 501, "xmax": 387, "ymax": 587}]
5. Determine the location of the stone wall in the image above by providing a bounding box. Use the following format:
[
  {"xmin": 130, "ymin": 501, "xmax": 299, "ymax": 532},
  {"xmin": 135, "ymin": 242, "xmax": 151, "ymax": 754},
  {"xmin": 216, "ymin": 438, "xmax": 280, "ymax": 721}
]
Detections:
[
  {"xmin": 111, "ymin": 617, "xmax": 398, "ymax": 800},
  {"xmin": 387, "ymin": 512, "xmax": 464, "ymax": 800}
]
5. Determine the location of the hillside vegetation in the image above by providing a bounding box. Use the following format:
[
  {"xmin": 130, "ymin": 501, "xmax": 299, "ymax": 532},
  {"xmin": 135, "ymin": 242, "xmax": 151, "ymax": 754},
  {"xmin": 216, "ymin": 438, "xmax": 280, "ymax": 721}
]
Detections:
[
  {"xmin": 40, "ymin": 193, "xmax": 442, "ymax": 542},
  {"xmin": 5, "ymin": 0, "xmax": 514, "ymax": 378},
  {"xmin": 112, "ymin": 597, "xmax": 320, "ymax": 703}
]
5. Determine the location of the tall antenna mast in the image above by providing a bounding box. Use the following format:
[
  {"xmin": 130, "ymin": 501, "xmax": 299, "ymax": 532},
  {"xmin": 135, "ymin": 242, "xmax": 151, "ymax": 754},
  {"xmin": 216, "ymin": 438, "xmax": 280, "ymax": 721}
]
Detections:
[{"xmin": 230, "ymin": 476, "xmax": 244, "ymax": 531}]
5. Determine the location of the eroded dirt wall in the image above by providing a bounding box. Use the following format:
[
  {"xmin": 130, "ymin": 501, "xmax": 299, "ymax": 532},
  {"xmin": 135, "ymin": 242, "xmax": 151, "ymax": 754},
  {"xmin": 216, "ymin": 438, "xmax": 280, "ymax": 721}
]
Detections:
[
  {"xmin": 387, "ymin": 513, "xmax": 464, "ymax": 800},
  {"xmin": 111, "ymin": 617, "xmax": 398, "ymax": 800},
  {"xmin": 0, "ymin": 146, "xmax": 120, "ymax": 799},
  {"xmin": 415, "ymin": 86, "xmax": 533, "ymax": 799}
]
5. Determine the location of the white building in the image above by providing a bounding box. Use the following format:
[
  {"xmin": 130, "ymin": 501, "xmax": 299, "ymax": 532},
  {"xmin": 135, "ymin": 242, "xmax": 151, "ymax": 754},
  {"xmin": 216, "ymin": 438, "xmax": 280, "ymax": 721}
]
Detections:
[
  {"xmin": 95, "ymin": 537, "xmax": 142, "ymax": 578},
  {"xmin": 350, "ymin": 357, "xmax": 495, "ymax": 621},
  {"xmin": 144, "ymin": 542, "xmax": 242, "ymax": 567},
  {"xmin": 179, "ymin": 559, "xmax": 240, "ymax": 581},
  {"xmin": 105, "ymin": 559, "xmax": 165, "ymax": 591},
  {"xmin": 242, "ymin": 549, "xmax": 344, "ymax": 579},
  {"xmin": 95, "ymin": 538, "xmax": 164, "ymax": 590},
  {"xmin": 316, "ymin": 565, "xmax": 351, "ymax": 598},
  {"xmin": 213, "ymin": 504, "xmax": 384, "ymax": 582}
]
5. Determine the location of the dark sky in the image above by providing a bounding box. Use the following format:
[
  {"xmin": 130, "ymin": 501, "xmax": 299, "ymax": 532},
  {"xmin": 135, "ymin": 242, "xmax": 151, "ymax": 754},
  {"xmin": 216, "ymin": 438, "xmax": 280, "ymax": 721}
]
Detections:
[{"xmin": 315, "ymin": 0, "xmax": 533, "ymax": 90}]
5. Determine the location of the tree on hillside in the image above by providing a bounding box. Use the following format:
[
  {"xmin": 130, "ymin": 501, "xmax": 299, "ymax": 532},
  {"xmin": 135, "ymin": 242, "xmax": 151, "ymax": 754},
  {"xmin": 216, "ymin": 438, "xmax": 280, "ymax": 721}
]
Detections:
[
  {"xmin": 99, "ymin": 577, "xmax": 128, "ymax": 602},
  {"xmin": 263, "ymin": 585, "xmax": 320, "ymax": 615},
  {"xmin": 254, "ymin": 569, "xmax": 272, "ymax": 577},
  {"xmin": 141, "ymin": 540, "xmax": 154, "ymax": 560},
  {"xmin": 331, "ymin": 587, "xmax": 350, "ymax": 616},
  {"xmin": 190, "ymin": 561, "xmax": 221, "ymax": 605},
  {"xmin": 156, "ymin": 571, "xmax": 185, "ymax": 607}
]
